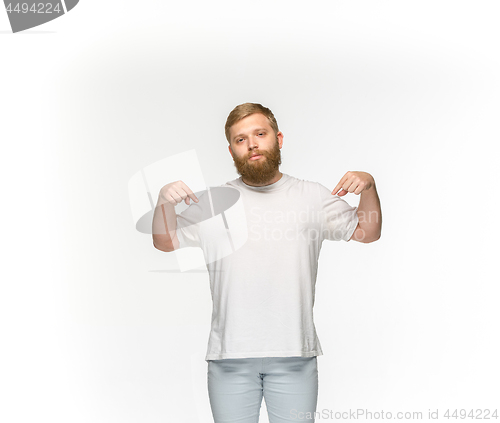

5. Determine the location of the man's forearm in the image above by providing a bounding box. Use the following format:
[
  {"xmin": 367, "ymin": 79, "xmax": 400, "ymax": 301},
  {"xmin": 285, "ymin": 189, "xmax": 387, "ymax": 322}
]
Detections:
[
  {"xmin": 152, "ymin": 194, "xmax": 178, "ymax": 251},
  {"xmin": 357, "ymin": 183, "xmax": 382, "ymax": 241}
]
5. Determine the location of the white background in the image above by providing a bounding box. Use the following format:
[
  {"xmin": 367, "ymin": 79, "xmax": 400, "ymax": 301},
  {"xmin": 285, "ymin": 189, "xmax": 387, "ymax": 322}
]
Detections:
[{"xmin": 1, "ymin": 1, "xmax": 499, "ymax": 422}]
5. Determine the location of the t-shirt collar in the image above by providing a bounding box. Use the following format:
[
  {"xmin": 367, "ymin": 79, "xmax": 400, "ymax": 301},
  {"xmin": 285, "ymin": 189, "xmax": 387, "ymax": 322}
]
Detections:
[{"xmin": 239, "ymin": 172, "xmax": 289, "ymax": 191}]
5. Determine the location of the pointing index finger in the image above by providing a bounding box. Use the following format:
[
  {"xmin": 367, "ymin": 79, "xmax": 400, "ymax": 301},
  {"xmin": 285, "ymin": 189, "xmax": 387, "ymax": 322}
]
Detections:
[
  {"xmin": 332, "ymin": 174, "xmax": 346, "ymax": 195},
  {"xmin": 181, "ymin": 181, "xmax": 199, "ymax": 203}
]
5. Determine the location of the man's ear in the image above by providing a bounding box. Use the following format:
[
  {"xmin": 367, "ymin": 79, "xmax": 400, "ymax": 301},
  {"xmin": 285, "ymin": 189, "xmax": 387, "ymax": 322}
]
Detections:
[
  {"xmin": 277, "ymin": 131, "xmax": 284, "ymax": 149},
  {"xmin": 228, "ymin": 145, "xmax": 234, "ymax": 158}
]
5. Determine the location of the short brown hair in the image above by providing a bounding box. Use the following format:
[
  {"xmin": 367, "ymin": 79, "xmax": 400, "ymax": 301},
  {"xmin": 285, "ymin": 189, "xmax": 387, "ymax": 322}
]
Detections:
[{"xmin": 225, "ymin": 103, "xmax": 279, "ymax": 143}]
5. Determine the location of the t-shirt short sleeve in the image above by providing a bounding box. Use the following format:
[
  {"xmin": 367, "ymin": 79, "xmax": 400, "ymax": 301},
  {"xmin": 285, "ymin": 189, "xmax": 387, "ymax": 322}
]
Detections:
[
  {"xmin": 317, "ymin": 183, "xmax": 359, "ymax": 242},
  {"xmin": 175, "ymin": 200, "xmax": 203, "ymax": 249},
  {"xmin": 175, "ymin": 184, "xmax": 234, "ymax": 249}
]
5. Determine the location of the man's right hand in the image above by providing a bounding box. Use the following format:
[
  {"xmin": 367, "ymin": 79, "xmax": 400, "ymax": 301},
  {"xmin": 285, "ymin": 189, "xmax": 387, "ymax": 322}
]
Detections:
[{"xmin": 159, "ymin": 180, "xmax": 199, "ymax": 206}]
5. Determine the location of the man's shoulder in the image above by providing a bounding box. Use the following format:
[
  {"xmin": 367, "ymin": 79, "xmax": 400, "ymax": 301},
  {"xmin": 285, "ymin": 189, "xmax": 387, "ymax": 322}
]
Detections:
[
  {"xmin": 221, "ymin": 178, "xmax": 240, "ymax": 188},
  {"xmin": 287, "ymin": 175, "xmax": 322, "ymax": 190}
]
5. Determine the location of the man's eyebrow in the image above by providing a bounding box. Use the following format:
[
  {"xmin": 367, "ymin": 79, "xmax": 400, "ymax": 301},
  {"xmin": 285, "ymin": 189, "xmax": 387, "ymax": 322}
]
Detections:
[{"xmin": 233, "ymin": 128, "xmax": 268, "ymax": 141}]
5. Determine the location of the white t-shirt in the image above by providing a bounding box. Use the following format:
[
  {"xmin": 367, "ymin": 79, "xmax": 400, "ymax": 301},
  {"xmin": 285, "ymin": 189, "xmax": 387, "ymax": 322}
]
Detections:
[{"xmin": 175, "ymin": 173, "xmax": 359, "ymax": 361}]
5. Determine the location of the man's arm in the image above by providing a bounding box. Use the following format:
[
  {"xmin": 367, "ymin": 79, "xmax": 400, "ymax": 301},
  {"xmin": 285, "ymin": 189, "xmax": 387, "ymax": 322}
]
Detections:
[
  {"xmin": 152, "ymin": 180, "xmax": 198, "ymax": 252},
  {"xmin": 349, "ymin": 182, "xmax": 382, "ymax": 243},
  {"xmin": 152, "ymin": 194, "xmax": 179, "ymax": 252},
  {"xmin": 331, "ymin": 171, "xmax": 382, "ymax": 243}
]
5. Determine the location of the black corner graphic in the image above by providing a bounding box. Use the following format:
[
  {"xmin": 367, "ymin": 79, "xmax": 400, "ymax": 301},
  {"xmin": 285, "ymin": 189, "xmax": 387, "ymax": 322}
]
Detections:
[{"xmin": 3, "ymin": 0, "xmax": 79, "ymax": 33}]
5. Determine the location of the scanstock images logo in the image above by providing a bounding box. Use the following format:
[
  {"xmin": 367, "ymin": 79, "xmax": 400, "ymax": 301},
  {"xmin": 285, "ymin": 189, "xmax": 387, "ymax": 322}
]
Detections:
[{"xmin": 3, "ymin": 0, "xmax": 79, "ymax": 33}]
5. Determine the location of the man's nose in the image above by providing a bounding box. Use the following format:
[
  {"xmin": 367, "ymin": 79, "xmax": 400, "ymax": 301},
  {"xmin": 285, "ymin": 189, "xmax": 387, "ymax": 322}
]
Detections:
[{"xmin": 248, "ymin": 136, "xmax": 259, "ymax": 150}]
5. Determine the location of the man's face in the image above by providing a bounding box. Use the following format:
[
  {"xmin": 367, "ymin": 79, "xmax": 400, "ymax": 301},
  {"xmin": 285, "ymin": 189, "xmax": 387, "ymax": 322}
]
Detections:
[{"xmin": 228, "ymin": 113, "xmax": 283, "ymax": 185}]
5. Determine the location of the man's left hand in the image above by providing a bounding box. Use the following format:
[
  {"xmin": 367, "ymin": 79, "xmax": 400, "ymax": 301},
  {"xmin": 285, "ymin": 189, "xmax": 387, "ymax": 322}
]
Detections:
[{"xmin": 332, "ymin": 171, "xmax": 375, "ymax": 196}]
